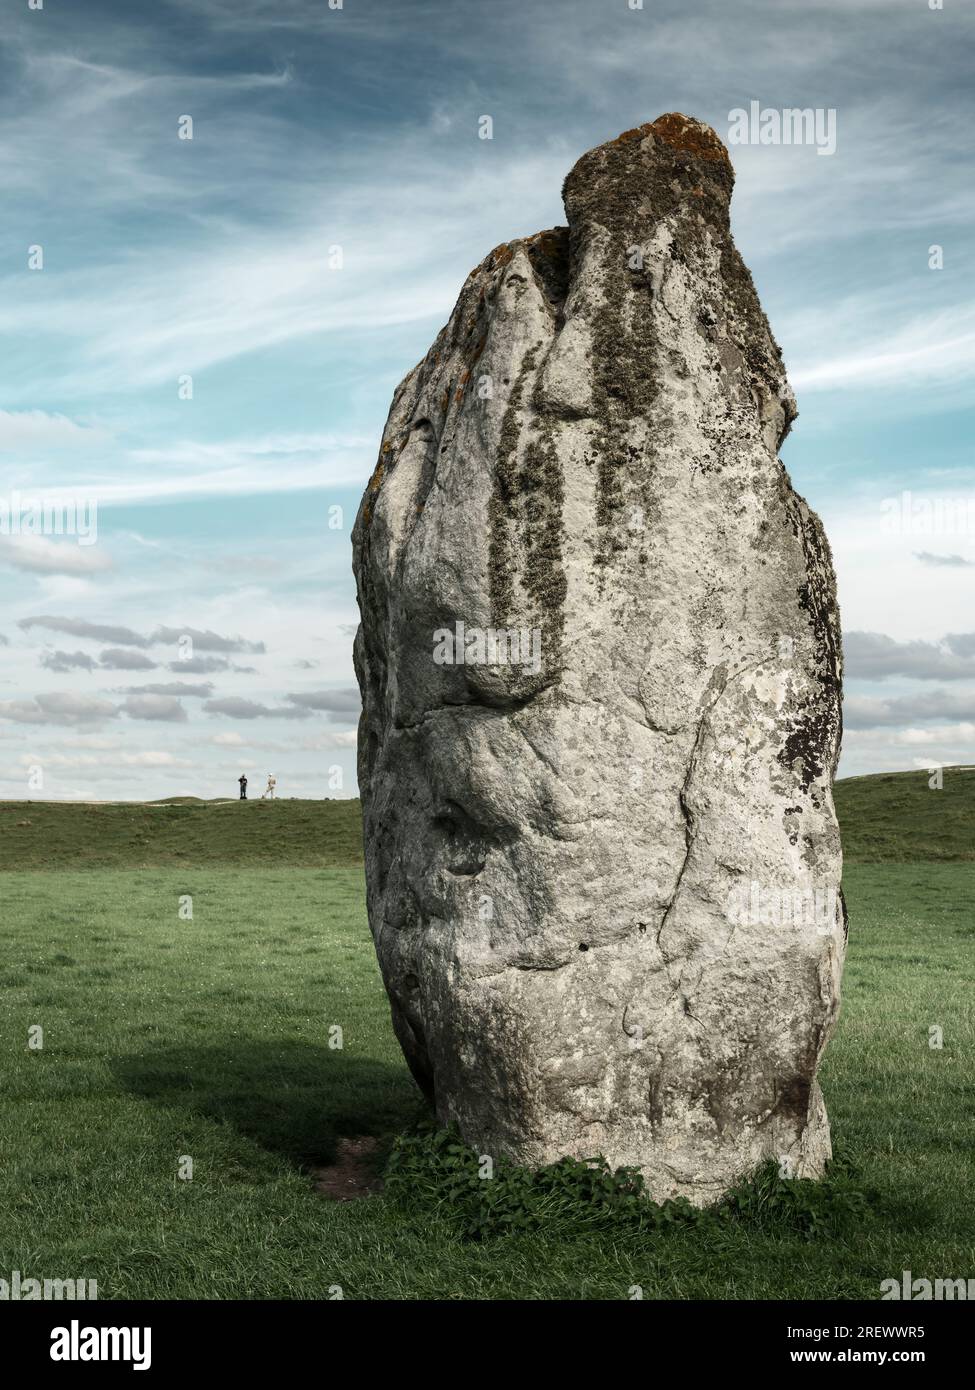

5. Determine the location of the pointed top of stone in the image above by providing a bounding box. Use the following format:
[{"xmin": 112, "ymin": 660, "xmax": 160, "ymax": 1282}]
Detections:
[{"xmin": 563, "ymin": 112, "xmax": 735, "ymax": 238}]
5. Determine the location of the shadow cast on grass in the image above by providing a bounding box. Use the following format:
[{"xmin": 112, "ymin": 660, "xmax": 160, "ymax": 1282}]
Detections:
[{"xmin": 113, "ymin": 1041, "xmax": 421, "ymax": 1170}]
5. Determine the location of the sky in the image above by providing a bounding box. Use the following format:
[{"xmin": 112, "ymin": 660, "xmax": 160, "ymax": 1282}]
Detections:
[{"xmin": 0, "ymin": 0, "xmax": 973, "ymax": 800}]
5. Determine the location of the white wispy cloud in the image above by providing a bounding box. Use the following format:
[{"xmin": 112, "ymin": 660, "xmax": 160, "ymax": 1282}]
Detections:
[
  {"xmin": 0, "ymin": 409, "xmax": 112, "ymax": 452},
  {"xmin": 0, "ymin": 537, "xmax": 112, "ymax": 576},
  {"xmin": 790, "ymin": 304, "xmax": 975, "ymax": 395}
]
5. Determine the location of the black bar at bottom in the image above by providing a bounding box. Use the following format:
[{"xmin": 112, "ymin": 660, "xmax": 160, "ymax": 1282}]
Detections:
[{"xmin": 1, "ymin": 1298, "xmax": 967, "ymax": 1373}]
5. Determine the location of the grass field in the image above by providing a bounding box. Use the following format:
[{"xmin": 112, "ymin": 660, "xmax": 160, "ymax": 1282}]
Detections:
[
  {"xmin": 0, "ymin": 771, "xmax": 973, "ymax": 1299},
  {"xmin": 833, "ymin": 766, "xmax": 975, "ymax": 863},
  {"xmin": 0, "ymin": 797, "xmax": 364, "ymax": 871}
]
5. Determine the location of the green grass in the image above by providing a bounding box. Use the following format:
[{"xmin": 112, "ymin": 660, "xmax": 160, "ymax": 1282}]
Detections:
[
  {"xmin": 2, "ymin": 764, "xmax": 969, "ymax": 873},
  {"xmin": 0, "ymin": 797, "xmax": 364, "ymax": 871},
  {"xmin": 834, "ymin": 764, "xmax": 975, "ymax": 862},
  {"xmin": 0, "ymin": 782, "xmax": 972, "ymax": 1299}
]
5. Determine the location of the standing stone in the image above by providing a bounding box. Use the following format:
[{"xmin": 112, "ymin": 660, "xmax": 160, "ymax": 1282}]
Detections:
[{"xmin": 352, "ymin": 114, "xmax": 845, "ymax": 1204}]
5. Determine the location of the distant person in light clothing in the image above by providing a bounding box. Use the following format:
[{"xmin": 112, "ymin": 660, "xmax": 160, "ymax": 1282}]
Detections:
[{"xmin": 261, "ymin": 775, "xmax": 276, "ymax": 800}]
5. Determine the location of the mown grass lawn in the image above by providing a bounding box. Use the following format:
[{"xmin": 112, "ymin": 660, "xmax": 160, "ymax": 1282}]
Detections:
[
  {"xmin": 1, "ymin": 859, "xmax": 972, "ymax": 1300},
  {"xmin": 0, "ymin": 798, "xmax": 364, "ymax": 872}
]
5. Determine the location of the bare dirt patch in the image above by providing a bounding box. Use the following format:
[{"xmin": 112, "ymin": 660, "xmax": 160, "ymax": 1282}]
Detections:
[{"xmin": 310, "ymin": 1136, "xmax": 384, "ymax": 1201}]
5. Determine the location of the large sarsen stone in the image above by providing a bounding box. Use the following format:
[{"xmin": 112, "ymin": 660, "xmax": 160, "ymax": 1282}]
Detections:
[{"xmin": 352, "ymin": 114, "xmax": 845, "ymax": 1203}]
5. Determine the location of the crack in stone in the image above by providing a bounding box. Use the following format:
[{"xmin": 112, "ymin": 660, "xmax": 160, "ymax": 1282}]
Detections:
[
  {"xmin": 655, "ymin": 713, "xmax": 707, "ymax": 970},
  {"xmin": 392, "ymin": 686, "xmax": 551, "ymax": 732}
]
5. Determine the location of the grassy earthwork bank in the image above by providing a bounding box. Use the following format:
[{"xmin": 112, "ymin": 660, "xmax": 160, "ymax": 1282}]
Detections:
[{"xmin": 0, "ymin": 771, "xmax": 972, "ymax": 1299}]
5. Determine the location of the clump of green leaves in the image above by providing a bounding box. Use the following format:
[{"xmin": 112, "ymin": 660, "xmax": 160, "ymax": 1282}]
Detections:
[
  {"xmin": 384, "ymin": 1123, "xmax": 877, "ymax": 1243},
  {"xmin": 384, "ymin": 1122, "xmax": 697, "ymax": 1240},
  {"xmin": 716, "ymin": 1148, "xmax": 874, "ymax": 1240}
]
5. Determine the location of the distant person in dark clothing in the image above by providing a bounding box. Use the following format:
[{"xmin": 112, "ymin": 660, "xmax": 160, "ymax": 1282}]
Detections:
[{"xmin": 238, "ymin": 774, "xmax": 248, "ymax": 800}]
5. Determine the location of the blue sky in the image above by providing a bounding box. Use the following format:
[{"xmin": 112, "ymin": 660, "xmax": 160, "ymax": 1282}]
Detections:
[{"xmin": 1, "ymin": 0, "xmax": 973, "ymax": 799}]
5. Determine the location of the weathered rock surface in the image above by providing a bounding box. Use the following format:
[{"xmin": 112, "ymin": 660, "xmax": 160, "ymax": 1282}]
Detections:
[{"xmin": 352, "ymin": 114, "xmax": 845, "ymax": 1203}]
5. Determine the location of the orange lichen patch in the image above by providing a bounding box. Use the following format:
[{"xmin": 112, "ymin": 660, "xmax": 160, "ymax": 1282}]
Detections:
[
  {"xmin": 526, "ymin": 228, "xmax": 565, "ymax": 260},
  {"xmin": 649, "ymin": 112, "xmax": 730, "ymax": 163},
  {"xmin": 613, "ymin": 122, "xmax": 656, "ymax": 145},
  {"xmin": 468, "ymin": 241, "xmax": 515, "ymax": 282},
  {"xmin": 367, "ymin": 458, "xmax": 386, "ymax": 495},
  {"xmin": 361, "ymin": 456, "xmax": 387, "ymax": 527},
  {"xmin": 610, "ymin": 114, "xmax": 729, "ymax": 164},
  {"xmin": 454, "ymin": 386, "xmax": 464, "ymax": 403},
  {"xmin": 459, "ymin": 368, "xmax": 470, "ymax": 385}
]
